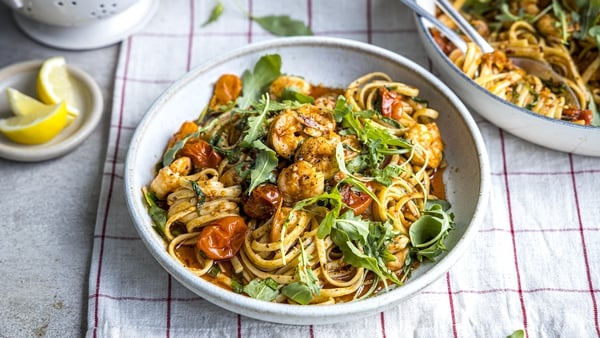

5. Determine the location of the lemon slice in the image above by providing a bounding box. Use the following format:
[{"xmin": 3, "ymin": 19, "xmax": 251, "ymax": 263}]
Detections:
[
  {"xmin": 0, "ymin": 101, "xmax": 68, "ymax": 145},
  {"xmin": 37, "ymin": 56, "xmax": 80, "ymax": 118}
]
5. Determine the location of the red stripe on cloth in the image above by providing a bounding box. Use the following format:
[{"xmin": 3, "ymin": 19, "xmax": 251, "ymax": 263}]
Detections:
[
  {"xmin": 307, "ymin": 0, "xmax": 313, "ymax": 29},
  {"xmin": 247, "ymin": 0, "xmax": 253, "ymax": 43},
  {"xmin": 92, "ymin": 36, "xmax": 134, "ymax": 338},
  {"xmin": 499, "ymin": 130, "xmax": 528, "ymax": 334},
  {"xmin": 569, "ymin": 154, "xmax": 600, "ymax": 336},
  {"xmin": 237, "ymin": 314, "xmax": 242, "ymax": 338},
  {"xmin": 166, "ymin": 276, "xmax": 172, "ymax": 338},
  {"xmin": 366, "ymin": 0, "xmax": 372, "ymax": 44},
  {"xmin": 309, "ymin": 325, "xmax": 314, "ymax": 338},
  {"xmin": 380, "ymin": 312, "xmax": 387, "ymax": 338},
  {"xmin": 446, "ymin": 272, "xmax": 458, "ymax": 338},
  {"xmin": 187, "ymin": 0, "xmax": 195, "ymax": 71}
]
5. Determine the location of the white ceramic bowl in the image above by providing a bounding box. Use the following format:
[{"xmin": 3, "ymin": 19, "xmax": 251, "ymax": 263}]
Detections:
[
  {"xmin": 3, "ymin": 0, "xmax": 159, "ymax": 50},
  {"xmin": 413, "ymin": 0, "xmax": 600, "ymax": 157},
  {"xmin": 124, "ymin": 36, "xmax": 490, "ymax": 325}
]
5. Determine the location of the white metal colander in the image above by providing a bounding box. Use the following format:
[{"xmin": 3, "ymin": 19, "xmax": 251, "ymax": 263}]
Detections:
[{"xmin": 3, "ymin": 0, "xmax": 159, "ymax": 50}]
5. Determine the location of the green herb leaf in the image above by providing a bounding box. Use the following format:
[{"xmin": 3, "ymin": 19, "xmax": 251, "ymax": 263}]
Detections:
[
  {"xmin": 243, "ymin": 278, "xmax": 280, "ymax": 301},
  {"xmin": 247, "ymin": 140, "xmax": 278, "ymax": 193},
  {"xmin": 239, "ymin": 95, "xmax": 270, "ymax": 147},
  {"xmin": 162, "ymin": 131, "xmax": 200, "ymax": 167},
  {"xmin": 588, "ymin": 87, "xmax": 600, "ymax": 127},
  {"xmin": 409, "ymin": 201, "xmax": 455, "ymax": 261},
  {"xmin": 238, "ymin": 54, "xmax": 281, "ymax": 109},
  {"xmin": 143, "ymin": 190, "xmax": 167, "ymax": 237},
  {"xmin": 201, "ymin": 0, "xmax": 224, "ymax": 27},
  {"xmin": 281, "ymin": 282, "xmax": 313, "ymax": 304},
  {"xmin": 252, "ymin": 15, "xmax": 313, "ymax": 36},
  {"xmin": 374, "ymin": 165, "xmax": 403, "ymax": 186},
  {"xmin": 507, "ymin": 329, "xmax": 525, "ymax": 338},
  {"xmin": 189, "ymin": 180, "xmax": 206, "ymax": 212},
  {"xmin": 280, "ymin": 88, "xmax": 315, "ymax": 104},
  {"xmin": 231, "ymin": 278, "xmax": 244, "ymax": 293},
  {"xmin": 207, "ymin": 264, "xmax": 220, "ymax": 277}
]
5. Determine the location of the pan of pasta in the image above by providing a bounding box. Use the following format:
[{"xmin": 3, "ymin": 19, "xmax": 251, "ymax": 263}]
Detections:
[
  {"xmin": 413, "ymin": 0, "xmax": 600, "ymax": 157},
  {"xmin": 125, "ymin": 37, "xmax": 490, "ymax": 325}
]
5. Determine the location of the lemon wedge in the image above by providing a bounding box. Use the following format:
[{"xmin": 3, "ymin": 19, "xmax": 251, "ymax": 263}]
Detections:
[
  {"xmin": 37, "ymin": 56, "xmax": 80, "ymax": 118},
  {"xmin": 0, "ymin": 101, "xmax": 68, "ymax": 145},
  {"xmin": 7, "ymin": 87, "xmax": 53, "ymax": 116}
]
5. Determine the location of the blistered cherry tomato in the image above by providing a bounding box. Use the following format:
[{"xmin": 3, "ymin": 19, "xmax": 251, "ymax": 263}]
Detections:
[
  {"xmin": 340, "ymin": 183, "xmax": 373, "ymax": 215},
  {"xmin": 243, "ymin": 184, "xmax": 282, "ymax": 220},
  {"xmin": 197, "ymin": 216, "xmax": 248, "ymax": 260},
  {"xmin": 168, "ymin": 121, "xmax": 198, "ymax": 148},
  {"xmin": 379, "ymin": 87, "xmax": 404, "ymax": 121},
  {"xmin": 209, "ymin": 74, "xmax": 242, "ymax": 110},
  {"xmin": 179, "ymin": 138, "xmax": 222, "ymax": 169}
]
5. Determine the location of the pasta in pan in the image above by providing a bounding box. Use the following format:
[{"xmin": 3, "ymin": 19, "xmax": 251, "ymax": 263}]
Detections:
[
  {"xmin": 143, "ymin": 55, "xmax": 454, "ymax": 304},
  {"xmin": 431, "ymin": 0, "xmax": 599, "ymax": 125}
]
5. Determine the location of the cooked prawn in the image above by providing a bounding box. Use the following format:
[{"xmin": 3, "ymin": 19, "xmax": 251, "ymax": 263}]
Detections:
[
  {"xmin": 295, "ymin": 105, "xmax": 335, "ymax": 138},
  {"xmin": 268, "ymin": 110, "xmax": 306, "ymax": 159},
  {"xmin": 277, "ymin": 160, "xmax": 324, "ymax": 204},
  {"xmin": 385, "ymin": 235, "xmax": 410, "ymax": 270},
  {"xmin": 150, "ymin": 157, "xmax": 192, "ymax": 199},
  {"xmin": 405, "ymin": 123, "xmax": 444, "ymax": 168},
  {"xmin": 269, "ymin": 75, "xmax": 311, "ymax": 99},
  {"xmin": 295, "ymin": 134, "xmax": 340, "ymax": 179},
  {"xmin": 268, "ymin": 105, "xmax": 336, "ymax": 159}
]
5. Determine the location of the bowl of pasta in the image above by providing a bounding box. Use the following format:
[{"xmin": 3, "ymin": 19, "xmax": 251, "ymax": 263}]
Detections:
[
  {"xmin": 125, "ymin": 36, "xmax": 490, "ymax": 325},
  {"xmin": 413, "ymin": 0, "xmax": 600, "ymax": 157}
]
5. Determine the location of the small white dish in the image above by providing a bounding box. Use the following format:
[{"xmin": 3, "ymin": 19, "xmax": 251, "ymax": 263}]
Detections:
[
  {"xmin": 0, "ymin": 60, "xmax": 103, "ymax": 162},
  {"xmin": 125, "ymin": 37, "xmax": 491, "ymax": 325}
]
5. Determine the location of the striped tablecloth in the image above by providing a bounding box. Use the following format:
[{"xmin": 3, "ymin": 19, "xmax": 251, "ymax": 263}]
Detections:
[{"xmin": 87, "ymin": 1, "xmax": 600, "ymax": 337}]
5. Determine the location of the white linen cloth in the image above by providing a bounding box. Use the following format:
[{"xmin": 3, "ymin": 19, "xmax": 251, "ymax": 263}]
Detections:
[{"xmin": 87, "ymin": 1, "xmax": 600, "ymax": 337}]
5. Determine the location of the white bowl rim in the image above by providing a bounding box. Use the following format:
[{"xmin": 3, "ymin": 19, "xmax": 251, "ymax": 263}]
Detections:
[
  {"xmin": 413, "ymin": 1, "xmax": 600, "ymax": 132},
  {"xmin": 125, "ymin": 36, "xmax": 491, "ymax": 324}
]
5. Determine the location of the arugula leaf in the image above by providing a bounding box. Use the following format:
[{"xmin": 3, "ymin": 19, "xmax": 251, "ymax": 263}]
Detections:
[
  {"xmin": 374, "ymin": 164, "xmax": 403, "ymax": 186},
  {"xmin": 281, "ymin": 282, "xmax": 313, "ymax": 305},
  {"xmin": 189, "ymin": 180, "xmax": 206, "ymax": 212},
  {"xmin": 409, "ymin": 201, "xmax": 455, "ymax": 261},
  {"xmin": 238, "ymin": 54, "xmax": 281, "ymax": 109},
  {"xmin": 281, "ymin": 241, "xmax": 320, "ymax": 304},
  {"xmin": 329, "ymin": 219, "xmax": 401, "ymax": 287},
  {"xmin": 252, "ymin": 15, "xmax": 313, "ymax": 36},
  {"xmin": 334, "ymin": 96, "xmax": 411, "ymax": 172},
  {"xmin": 143, "ymin": 189, "xmax": 167, "ymax": 237},
  {"xmin": 280, "ymin": 88, "xmax": 315, "ymax": 104},
  {"xmin": 507, "ymin": 329, "xmax": 525, "ymax": 338},
  {"xmin": 239, "ymin": 95, "xmax": 270, "ymax": 147},
  {"xmin": 572, "ymin": 0, "xmax": 600, "ymax": 43},
  {"xmin": 201, "ymin": 0, "xmax": 224, "ymax": 27},
  {"xmin": 243, "ymin": 278, "xmax": 280, "ymax": 301},
  {"xmin": 247, "ymin": 140, "xmax": 278, "ymax": 193}
]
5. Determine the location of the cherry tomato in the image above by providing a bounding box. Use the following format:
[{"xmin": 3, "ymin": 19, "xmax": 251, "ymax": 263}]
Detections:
[
  {"xmin": 379, "ymin": 87, "xmax": 404, "ymax": 121},
  {"xmin": 243, "ymin": 184, "xmax": 282, "ymax": 220},
  {"xmin": 340, "ymin": 183, "xmax": 373, "ymax": 215},
  {"xmin": 197, "ymin": 216, "xmax": 248, "ymax": 260},
  {"xmin": 209, "ymin": 74, "xmax": 242, "ymax": 110},
  {"xmin": 179, "ymin": 138, "xmax": 222, "ymax": 169},
  {"xmin": 562, "ymin": 107, "xmax": 593, "ymax": 125},
  {"xmin": 168, "ymin": 121, "xmax": 198, "ymax": 148}
]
